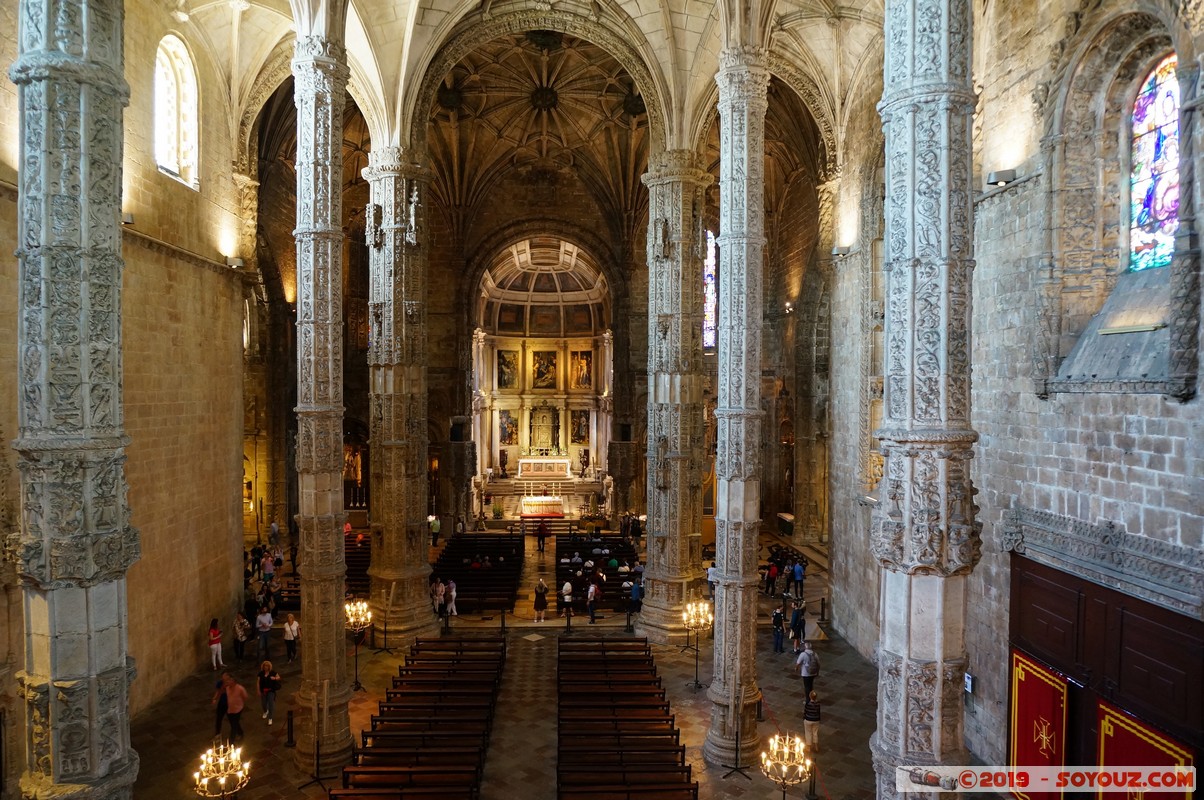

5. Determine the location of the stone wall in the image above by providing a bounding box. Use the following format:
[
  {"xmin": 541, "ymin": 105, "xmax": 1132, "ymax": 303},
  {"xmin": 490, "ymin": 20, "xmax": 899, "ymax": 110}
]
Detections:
[
  {"xmin": 123, "ymin": 240, "xmax": 246, "ymax": 710},
  {"xmin": 827, "ymin": 66, "xmax": 884, "ymax": 658}
]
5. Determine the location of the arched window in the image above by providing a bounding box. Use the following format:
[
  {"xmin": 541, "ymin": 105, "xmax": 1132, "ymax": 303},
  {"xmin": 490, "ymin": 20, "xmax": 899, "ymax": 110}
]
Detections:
[
  {"xmin": 702, "ymin": 230, "xmax": 717, "ymax": 349},
  {"xmin": 155, "ymin": 35, "xmax": 199, "ymax": 187},
  {"xmin": 1129, "ymin": 54, "xmax": 1179, "ymax": 272}
]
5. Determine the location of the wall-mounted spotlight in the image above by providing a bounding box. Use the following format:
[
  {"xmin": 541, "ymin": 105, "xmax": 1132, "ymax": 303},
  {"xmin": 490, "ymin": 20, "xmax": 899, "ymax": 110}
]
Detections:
[
  {"xmin": 987, "ymin": 169, "xmax": 1017, "ymax": 187},
  {"xmin": 226, "ymin": 256, "xmax": 245, "ymax": 268},
  {"xmin": 121, "ymin": 212, "xmax": 135, "ymax": 226},
  {"xmin": 831, "ymin": 245, "xmax": 851, "ymax": 257},
  {"xmin": 785, "ymin": 302, "xmax": 794, "ymax": 314}
]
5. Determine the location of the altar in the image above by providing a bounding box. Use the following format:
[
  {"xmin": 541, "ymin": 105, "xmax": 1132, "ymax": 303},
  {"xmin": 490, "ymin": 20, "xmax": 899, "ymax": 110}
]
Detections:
[
  {"xmin": 520, "ymin": 495, "xmax": 565, "ymax": 517},
  {"xmin": 517, "ymin": 456, "xmax": 572, "ymax": 479}
]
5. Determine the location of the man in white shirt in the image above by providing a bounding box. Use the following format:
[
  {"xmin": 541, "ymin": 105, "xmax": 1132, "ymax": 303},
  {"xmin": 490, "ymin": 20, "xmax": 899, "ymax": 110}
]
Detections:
[{"xmin": 706, "ymin": 562, "xmax": 718, "ymax": 598}]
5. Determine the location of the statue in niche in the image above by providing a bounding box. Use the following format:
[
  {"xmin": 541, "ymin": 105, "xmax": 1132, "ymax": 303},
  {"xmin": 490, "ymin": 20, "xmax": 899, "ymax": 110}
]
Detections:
[{"xmin": 529, "ymin": 407, "xmax": 559, "ymax": 453}]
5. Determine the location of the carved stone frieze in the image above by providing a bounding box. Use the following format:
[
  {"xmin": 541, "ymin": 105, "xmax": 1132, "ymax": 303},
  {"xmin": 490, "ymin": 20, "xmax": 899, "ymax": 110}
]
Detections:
[{"xmin": 1003, "ymin": 506, "xmax": 1204, "ymax": 619}]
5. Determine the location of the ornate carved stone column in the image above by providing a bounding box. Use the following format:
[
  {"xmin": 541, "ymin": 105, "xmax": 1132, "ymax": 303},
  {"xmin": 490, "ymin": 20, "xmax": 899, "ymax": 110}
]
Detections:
[
  {"xmin": 703, "ymin": 47, "xmax": 769, "ymax": 768},
  {"xmin": 1168, "ymin": 62, "xmax": 1200, "ymax": 401},
  {"xmin": 292, "ymin": 35, "xmax": 353, "ymax": 771},
  {"xmin": 870, "ymin": 0, "xmax": 981, "ymax": 794},
  {"xmin": 363, "ymin": 146, "xmax": 440, "ymax": 641},
  {"xmin": 638, "ymin": 150, "xmax": 711, "ymax": 645},
  {"xmin": 10, "ymin": 0, "xmax": 141, "ymax": 793}
]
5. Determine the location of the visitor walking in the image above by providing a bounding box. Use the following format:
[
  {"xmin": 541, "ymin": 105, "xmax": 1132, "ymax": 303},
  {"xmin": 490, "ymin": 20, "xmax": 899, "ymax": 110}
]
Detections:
[
  {"xmin": 255, "ymin": 606, "xmax": 274, "ymax": 660},
  {"xmin": 533, "ymin": 578, "xmax": 548, "ymax": 622},
  {"xmin": 232, "ymin": 611, "xmax": 251, "ymax": 661},
  {"xmin": 258, "ymin": 661, "xmax": 281, "ymax": 726},
  {"xmin": 771, "ymin": 603, "xmax": 786, "ymax": 653},
  {"xmin": 207, "ymin": 618, "xmax": 225, "ymax": 670},
  {"xmin": 282, "ymin": 613, "xmax": 300, "ymax": 663},
  {"xmin": 707, "ymin": 561, "xmax": 718, "ymax": 598},
  {"xmin": 445, "ymin": 579, "xmax": 458, "ymax": 616},
  {"xmin": 211, "ymin": 674, "xmax": 228, "ymax": 737},
  {"xmin": 789, "ymin": 600, "xmax": 805, "ymax": 653},
  {"xmin": 803, "ymin": 690, "xmax": 821, "ymax": 753},
  {"xmin": 429, "ymin": 516, "xmax": 441, "ymax": 546},
  {"xmin": 796, "ymin": 641, "xmax": 820, "ymax": 694},
  {"xmin": 764, "ymin": 562, "xmax": 779, "ymax": 595},
  {"xmin": 219, "ymin": 673, "xmax": 249, "ymax": 742},
  {"xmin": 536, "ymin": 520, "xmax": 549, "ymax": 552}
]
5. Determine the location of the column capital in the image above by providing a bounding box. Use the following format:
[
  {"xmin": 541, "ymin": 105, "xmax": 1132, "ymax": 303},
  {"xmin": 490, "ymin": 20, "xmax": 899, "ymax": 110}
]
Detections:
[
  {"xmin": 718, "ymin": 45, "xmax": 769, "ymax": 74},
  {"xmin": 642, "ymin": 150, "xmax": 712, "ymax": 186}
]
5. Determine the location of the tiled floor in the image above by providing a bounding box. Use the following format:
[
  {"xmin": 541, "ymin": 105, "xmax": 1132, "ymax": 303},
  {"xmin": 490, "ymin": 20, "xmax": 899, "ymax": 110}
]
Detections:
[{"xmin": 132, "ymin": 534, "xmax": 878, "ymax": 799}]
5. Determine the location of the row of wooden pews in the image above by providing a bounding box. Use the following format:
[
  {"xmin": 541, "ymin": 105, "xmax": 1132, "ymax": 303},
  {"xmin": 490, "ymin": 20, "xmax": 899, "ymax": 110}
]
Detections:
[
  {"xmin": 557, "ymin": 637, "xmax": 699, "ymax": 799},
  {"xmin": 431, "ymin": 534, "xmax": 525, "ymax": 614},
  {"xmin": 328, "ymin": 637, "xmax": 507, "ymax": 800},
  {"xmin": 554, "ymin": 534, "xmax": 639, "ymax": 614}
]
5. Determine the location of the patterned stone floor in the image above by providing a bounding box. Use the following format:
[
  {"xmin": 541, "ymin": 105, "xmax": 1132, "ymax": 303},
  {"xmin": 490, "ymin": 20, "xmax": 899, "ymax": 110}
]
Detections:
[{"xmin": 132, "ymin": 533, "xmax": 878, "ymax": 800}]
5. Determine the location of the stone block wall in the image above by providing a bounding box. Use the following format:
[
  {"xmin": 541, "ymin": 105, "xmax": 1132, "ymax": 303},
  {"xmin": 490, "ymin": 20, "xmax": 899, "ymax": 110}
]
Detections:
[{"xmin": 123, "ymin": 241, "xmax": 245, "ymax": 711}]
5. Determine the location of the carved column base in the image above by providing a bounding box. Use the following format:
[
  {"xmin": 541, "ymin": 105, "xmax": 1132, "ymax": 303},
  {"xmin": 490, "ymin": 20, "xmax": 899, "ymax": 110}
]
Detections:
[
  {"xmin": 701, "ymin": 689, "xmax": 761, "ymax": 767},
  {"xmin": 20, "ymin": 754, "xmax": 139, "ymax": 800},
  {"xmin": 369, "ymin": 570, "xmax": 441, "ymax": 645},
  {"xmin": 637, "ymin": 572, "xmax": 705, "ymax": 645},
  {"xmin": 870, "ymin": 731, "xmax": 970, "ymax": 800},
  {"xmin": 292, "ymin": 685, "xmax": 354, "ymax": 776}
]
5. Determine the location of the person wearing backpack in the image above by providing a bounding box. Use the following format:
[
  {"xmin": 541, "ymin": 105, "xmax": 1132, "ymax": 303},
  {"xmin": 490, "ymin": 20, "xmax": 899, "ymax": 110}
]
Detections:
[{"xmin": 796, "ymin": 641, "xmax": 820, "ymax": 694}]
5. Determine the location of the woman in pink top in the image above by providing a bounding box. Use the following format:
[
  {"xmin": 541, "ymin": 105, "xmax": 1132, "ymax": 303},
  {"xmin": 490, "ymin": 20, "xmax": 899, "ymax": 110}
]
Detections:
[{"xmin": 220, "ymin": 673, "xmax": 249, "ymax": 741}]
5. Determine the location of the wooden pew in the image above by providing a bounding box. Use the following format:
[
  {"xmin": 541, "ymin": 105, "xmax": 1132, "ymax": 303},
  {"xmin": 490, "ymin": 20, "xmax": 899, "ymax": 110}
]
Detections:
[
  {"xmin": 342, "ymin": 764, "xmax": 480, "ymax": 790},
  {"xmin": 354, "ymin": 746, "xmax": 484, "ymax": 769},
  {"xmin": 558, "ymin": 783, "xmax": 698, "ymax": 800}
]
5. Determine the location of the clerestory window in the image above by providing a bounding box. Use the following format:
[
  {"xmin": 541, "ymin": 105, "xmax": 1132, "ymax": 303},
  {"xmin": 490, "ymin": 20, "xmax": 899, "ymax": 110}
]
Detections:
[{"xmin": 155, "ymin": 35, "xmax": 199, "ymax": 188}]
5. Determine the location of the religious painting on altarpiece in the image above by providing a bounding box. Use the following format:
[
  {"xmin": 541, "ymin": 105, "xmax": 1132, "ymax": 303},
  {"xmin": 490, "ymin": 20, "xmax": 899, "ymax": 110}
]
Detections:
[
  {"xmin": 570, "ymin": 410, "xmax": 590, "ymax": 444},
  {"xmin": 497, "ymin": 350, "xmax": 519, "ymax": 390},
  {"xmin": 532, "ymin": 351, "xmax": 558, "ymax": 389}
]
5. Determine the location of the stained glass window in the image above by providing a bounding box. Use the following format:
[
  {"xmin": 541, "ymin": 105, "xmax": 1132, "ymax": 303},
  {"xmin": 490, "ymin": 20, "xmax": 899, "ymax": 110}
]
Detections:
[
  {"xmin": 703, "ymin": 230, "xmax": 717, "ymax": 349},
  {"xmin": 155, "ymin": 35, "xmax": 199, "ymax": 188},
  {"xmin": 1129, "ymin": 54, "xmax": 1179, "ymax": 272}
]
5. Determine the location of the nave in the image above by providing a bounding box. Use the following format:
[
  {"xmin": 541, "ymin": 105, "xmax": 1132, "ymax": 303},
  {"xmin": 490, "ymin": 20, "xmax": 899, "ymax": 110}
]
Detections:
[{"xmin": 131, "ymin": 533, "xmax": 878, "ymax": 799}]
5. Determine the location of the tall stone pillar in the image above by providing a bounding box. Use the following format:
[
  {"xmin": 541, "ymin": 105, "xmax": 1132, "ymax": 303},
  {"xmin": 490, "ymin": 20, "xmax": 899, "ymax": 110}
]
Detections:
[
  {"xmin": 1168, "ymin": 62, "xmax": 1200, "ymax": 401},
  {"xmin": 292, "ymin": 35, "xmax": 354, "ymax": 771},
  {"xmin": 10, "ymin": 0, "xmax": 141, "ymax": 793},
  {"xmin": 638, "ymin": 150, "xmax": 711, "ymax": 645},
  {"xmin": 364, "ymin": 147, "xmax": 440, "ymax": 641},
  {"xmin": 870, "ymin": 0, "xmax": 981, "ymax": 795},
  {"xmin": 703, "ymin": 47, "xmax": 769, "ymax": 768}
]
